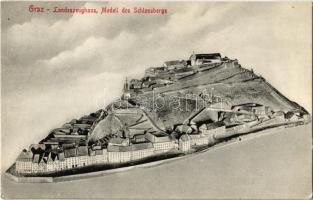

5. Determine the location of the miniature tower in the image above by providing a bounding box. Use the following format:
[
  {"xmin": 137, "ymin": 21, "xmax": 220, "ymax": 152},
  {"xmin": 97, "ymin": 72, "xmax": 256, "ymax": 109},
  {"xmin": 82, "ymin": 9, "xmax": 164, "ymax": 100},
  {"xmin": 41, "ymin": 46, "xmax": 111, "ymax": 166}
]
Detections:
[
  {"xmin": 122, "ymin": 77, "xmax": 131, "ymax": 100},
  {"xmin": 123, "ymin": 77, "xmax": 129, "ymax": 92},
  {"xmin": 191, "ymin": 51, "xmax": 196, "ymax": 66}
]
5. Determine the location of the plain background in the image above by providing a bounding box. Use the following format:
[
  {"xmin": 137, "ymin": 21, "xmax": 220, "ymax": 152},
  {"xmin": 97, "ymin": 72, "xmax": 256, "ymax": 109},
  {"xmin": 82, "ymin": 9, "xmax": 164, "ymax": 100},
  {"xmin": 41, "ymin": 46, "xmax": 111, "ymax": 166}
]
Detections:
[{"xmin": 1, "ymin": 2, "xmax": 312, "ymax": 199}]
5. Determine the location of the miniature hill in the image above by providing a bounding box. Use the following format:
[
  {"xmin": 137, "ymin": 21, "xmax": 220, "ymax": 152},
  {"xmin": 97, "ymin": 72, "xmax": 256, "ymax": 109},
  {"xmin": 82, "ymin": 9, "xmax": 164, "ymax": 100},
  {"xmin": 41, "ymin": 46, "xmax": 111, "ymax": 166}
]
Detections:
[
  {"xmin": 9, "ymin": 53, "xmax": 310, "ymax": 180},
  {"xmin": 29, "ymin": 53, "xmax": 309, "ymax": 148},
  {"xmin": 89, "ymin": 54, "xmax": 308, "ymax": 141}
]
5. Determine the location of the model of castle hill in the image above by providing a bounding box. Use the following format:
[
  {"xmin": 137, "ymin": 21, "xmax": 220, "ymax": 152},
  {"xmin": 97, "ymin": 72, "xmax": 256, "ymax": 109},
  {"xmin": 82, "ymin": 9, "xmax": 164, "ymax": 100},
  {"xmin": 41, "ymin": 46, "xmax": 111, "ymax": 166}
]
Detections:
[{"xmin": 9, "ymin": 53, "xmax": 310, "ymax": 178}]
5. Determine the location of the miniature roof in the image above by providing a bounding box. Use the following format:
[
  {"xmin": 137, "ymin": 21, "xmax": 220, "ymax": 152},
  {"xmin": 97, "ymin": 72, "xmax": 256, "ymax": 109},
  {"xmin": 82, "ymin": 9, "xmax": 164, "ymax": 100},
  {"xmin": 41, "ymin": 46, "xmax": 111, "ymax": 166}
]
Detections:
[
  {"xmin": 190, "ymin": 53, "xmax": 221, "ymax": 60},
  {"xmin": 169, "ymin": 131, "xmax": 181, "ymax": 140},
  {"xmin": 30, "ymin": 144, "xmax": 46, "ymax": 150},
  {"xmin": 80, "ymin": 115, "xmax": 98, "ymax": 120},
  {"xmin": 149, "ymin": 131, "xmax": 168, "ymax": 137},
  {"xmin": 190, "ymin": 109, "xmax": 219, "ymax": 124},
  {"xmin": 17, "ymin": 150, "xmax": 33, "ymax": 160},
  {"xmin": 180, "ymin": 133, "xmax": 202, "ymax": 141},
  {"xmin": 206, "ymin": 121, "xmax": 225, "ymax": 130},
  {"xmin": 199, "ymin": 124, "xmax": 208, "ymax": 130},
  {"xmin": 175, "ymin": 125, "xmax": 193, "ymax": 134},
  {"xmin": 91, "ymin": 145, "xmax": 101, "ymax": 150},
  {"xmin": 232, "ymin": 103, "xmax": 263, "ymax": 109},
  {"xmin": 285, "ymin": 111, "xmax": 295, "ymax": 119},
  {"xmin": 107, "ymin": 141, "xmax": 153, "ymax": 152},
  {"xmin": 164, "ymin": 60, "xmax": 183, "ymax": 66},
  {"xmin": 134, "ymin": 134, "xmax": 146, "ymax": 139},
  {"xmin": 109, "ymin": 137, "xmax": 126, "ymax": 145}
]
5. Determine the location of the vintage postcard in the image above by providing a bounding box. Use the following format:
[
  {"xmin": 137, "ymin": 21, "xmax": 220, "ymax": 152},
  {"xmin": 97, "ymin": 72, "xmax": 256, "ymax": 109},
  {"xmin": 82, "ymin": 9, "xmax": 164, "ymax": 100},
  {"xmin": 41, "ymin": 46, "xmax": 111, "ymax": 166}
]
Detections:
[{"xmin": 1, "ymin": 1, "xmax": 312, "ymax": 199}]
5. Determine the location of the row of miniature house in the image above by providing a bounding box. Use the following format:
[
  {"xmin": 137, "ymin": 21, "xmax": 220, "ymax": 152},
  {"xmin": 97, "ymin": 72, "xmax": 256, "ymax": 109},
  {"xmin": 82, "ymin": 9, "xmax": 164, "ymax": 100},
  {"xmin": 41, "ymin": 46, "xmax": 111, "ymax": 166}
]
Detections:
[
  {"xmin": 15, "ymin": 140, "xmax": 176, "ymax": 174},
  {"xmin": 16, "ymin": 111, "xmax": 308, "ymax": 174},
  {"xmin": 44, "ymin": 112, "xmax": 102, "ymax": 141},
  {"xmin": 15, "ymin": 125, "xmax": 229, "ymax": 174}
]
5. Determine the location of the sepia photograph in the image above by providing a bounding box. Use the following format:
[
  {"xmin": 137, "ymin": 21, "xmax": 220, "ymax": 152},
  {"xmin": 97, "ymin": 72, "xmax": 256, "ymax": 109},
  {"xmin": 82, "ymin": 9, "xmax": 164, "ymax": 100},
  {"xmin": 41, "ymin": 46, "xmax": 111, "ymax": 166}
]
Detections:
[{"xmin": 1, "ymin": 1, "xmax": 312, "ymax": 199}]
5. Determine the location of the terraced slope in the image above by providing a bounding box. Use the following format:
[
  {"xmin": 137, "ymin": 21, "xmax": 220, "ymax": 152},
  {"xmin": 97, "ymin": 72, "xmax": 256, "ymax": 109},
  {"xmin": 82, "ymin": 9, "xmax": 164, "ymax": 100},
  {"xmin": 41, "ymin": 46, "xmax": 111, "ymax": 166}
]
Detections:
[
  {"xmin": 126, "ymin": 62, "xmax": 306, "ymax": 131},
  {"xmin": 88, "ymin": 59, "xmax": 307, "ymax": 139}
]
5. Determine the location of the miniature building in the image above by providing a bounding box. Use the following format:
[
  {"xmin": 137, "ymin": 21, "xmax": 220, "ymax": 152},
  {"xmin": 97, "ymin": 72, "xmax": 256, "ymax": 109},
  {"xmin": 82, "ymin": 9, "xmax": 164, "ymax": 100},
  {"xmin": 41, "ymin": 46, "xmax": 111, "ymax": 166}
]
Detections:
[
  {"xmin": 17, "ymin": 147, "xmax": 111, "ymax": 174},
  {"xmin": 174, "ymin": 70, "xmax": 196, "ymax": 80},
  {"xmin": 142, "ymin": 81, "xmax": 155, "ymax": 88},
  {"xmin": 178, "ymin": 134, "xmax": 191, "ymax": 151},
  {"xmin": 58, "ymin": 152, "xmax": 65, "ymax": 161},
  {"xmin": 199, "ymin": 123, "xmax": 226, "ymax": 136},
  {"xmin": 302, "ymin": 114, "xmax": 311, "ymax": 123},
  {"xmin": 232, "ymin": 103, "xmax": 271, "ymax": 116},
  {"xmin": 133, "ymin": 134, "xmax": 146, "ymax": 143},
  {"xmin": 145, "ymin": 67, "xmax": 157, "ymax": 77},
  {"xmin": 178, "ymin": 132, "xmax": 210, "ymax": 152},
  {"xmin": 77, "ymin": 146, "xmax": 88, "ymax": 156},
  {"xmin": 130, "ymin": 79, "xmax": 143, "ymax": 89},
  {"xmin": 107, "ymin": 141, "xmax": 154, "ymax": 163},
  {"xmin": 144, "ymin": 66, "xmax": 175, "ymax": 81},
  {"xmin": 87, "ymin": 149, "xmax": 108, "ymax": 165},
  {"xmin": 163, "ymin": 60, "xmax": 186, "ymax": 70},
  {"xmin": 189, "ymin": 134, "xmax": 209, "ymax": 146},
  {"xmin": 190, "ymin": 53, "xmax": 222, "ymax": 66},
  {"xmin": 209, "ymin": 101, "xmax": 232, "ymax": 110},
  {"xmin": 155, "ymin": 78, "xmax": 173, "ymax": 85},
  {"xmin": 131, "ymin": 142, "xmax": 154, "ymax": 160},
  {"xmin": 175, "ymin": 125, "xmax": 193, "ymax": 134},
  {"xmin": 16, "ymin": 150, "xmax": 33, "ymax": 173},
  {"xmin": 233, "ymin": 113, "xmax": 256, "ymax": 123},
  {"xmin": 285, "ymin": 111, "xmax": 299, "ymax": 122},
  {"xmin": 30, "ymin": 144, "xmax": 46, "ymax": 153},
  {"xmin": 64, "ymin": 148, "xmax": 76, "ymax": 158},
  {"xmin": 107, "ymin": 148, "xmax": 131, "ymax": 163},
  {"xmin": 145, "ymin": 132, "xmax": 175, "ymax": 153},
  {"xmin": 108, "ymin": 137, "xmax": 130, "ymax": 146},
  {"xmin": 225, "ymin": 123, "xmax": 249, "ymax": 135},
  {"xmin": 273, "ymin": 111, "xmax": 285, "ymax": 120},
  {"xmin": 252, "ymin": 105, "xmax": 271, "ymax": 116}
]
